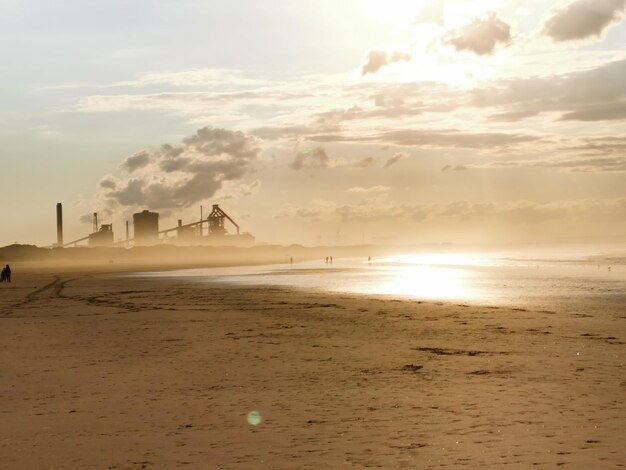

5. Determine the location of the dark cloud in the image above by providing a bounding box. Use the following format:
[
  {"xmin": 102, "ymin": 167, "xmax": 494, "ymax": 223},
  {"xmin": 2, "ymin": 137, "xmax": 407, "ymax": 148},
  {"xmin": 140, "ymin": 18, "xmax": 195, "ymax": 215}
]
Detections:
[
  {"xmin": 559, "ymin": 101, "xmax": 626, "ymax": 121},
  {"xmin": 290, "ymin": 147, "xmax": 330, "ymax": 170},
  {"xmin": 160, "ymin": 157, "xmax": 191, "ymax": 172},
  {"xmin": 565, "ymin": 137, "xmax": 626, "ymax": 157},
  {"xmin": 445, "ymin": 12, "xmax": 511, "ymax": 55},
  {"xmin": 477, "ymin": 59, "xmax": 626, "ymax": 122},
  {"xmin": 361, "ymin": 50, "xmax": 411, "ymax": 75},
  {"xmin": 543, "ymin": 0, "xmax": 626, "ymax": 42},
  {"xmin": 99, "ymin": 177, "xmax": 117, "ymax": 189},
  {"xmin": 122, "ymin": 151, "xmax": 150, "ymax": 172},
  {"xmin": 384, "ymin": 152, "xmax": 408, "ymax": 168},
  {"xmin": 101, "ymin": 127, "xmax": 260, "ymax": 209}
]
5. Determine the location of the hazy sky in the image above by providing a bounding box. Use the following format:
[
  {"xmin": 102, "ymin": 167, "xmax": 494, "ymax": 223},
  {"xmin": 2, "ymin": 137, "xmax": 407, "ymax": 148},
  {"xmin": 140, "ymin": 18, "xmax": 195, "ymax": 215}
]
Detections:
[{"xmin": 1, "ymin": 0, "xmax": 625, "ymax": 246}]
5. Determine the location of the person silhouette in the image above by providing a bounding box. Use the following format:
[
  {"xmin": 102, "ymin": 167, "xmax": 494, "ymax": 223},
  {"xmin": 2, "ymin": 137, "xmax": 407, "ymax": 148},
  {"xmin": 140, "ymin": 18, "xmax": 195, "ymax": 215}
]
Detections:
[{"xmin": 3, "ymin": 265, "xmax": 10, "ymax": 283}]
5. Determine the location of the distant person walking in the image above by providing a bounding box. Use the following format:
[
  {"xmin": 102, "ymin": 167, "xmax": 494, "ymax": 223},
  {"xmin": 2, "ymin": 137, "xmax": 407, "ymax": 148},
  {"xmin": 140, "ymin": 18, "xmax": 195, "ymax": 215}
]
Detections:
[{"xmin": 1, "ymin": 265, "xmax": 10, "ymax": 283}]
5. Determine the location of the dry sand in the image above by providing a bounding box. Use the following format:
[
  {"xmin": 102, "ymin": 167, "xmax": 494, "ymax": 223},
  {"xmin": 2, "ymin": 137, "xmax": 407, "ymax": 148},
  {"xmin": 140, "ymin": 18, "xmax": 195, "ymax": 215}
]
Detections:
[{"xmin": 0, "ymin": 268, "xmax": 625, "ymax": 469}]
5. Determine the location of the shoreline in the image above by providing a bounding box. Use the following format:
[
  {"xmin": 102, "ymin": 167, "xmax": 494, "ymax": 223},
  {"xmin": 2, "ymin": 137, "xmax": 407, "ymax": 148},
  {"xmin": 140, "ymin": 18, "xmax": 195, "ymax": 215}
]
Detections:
[{"xmin": 1, "ymin": 269, "xmax": 624, "ymax": 468}]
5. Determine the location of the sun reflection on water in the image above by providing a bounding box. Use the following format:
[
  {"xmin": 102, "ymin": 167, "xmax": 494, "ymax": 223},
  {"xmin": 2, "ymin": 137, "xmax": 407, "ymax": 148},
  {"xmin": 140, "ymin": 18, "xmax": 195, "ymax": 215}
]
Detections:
[
  {"xmin": 364, "ymin": 265, "xmax": 479, "ymax": 301},
  {"xmin": 359, "ymin": 253, "xmax": 489, "ymax": 301}
]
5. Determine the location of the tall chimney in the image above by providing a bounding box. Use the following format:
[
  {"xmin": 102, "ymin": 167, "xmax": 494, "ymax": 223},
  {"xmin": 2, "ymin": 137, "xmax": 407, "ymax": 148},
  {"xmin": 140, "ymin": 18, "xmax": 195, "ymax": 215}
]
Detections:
[
  {"xmin": 56, "ymin": 203, "xmax": 63, "ymax": 247},
  {"xmin": 126, "ymin": 221, "xmax": 129, "ymax": 248}
]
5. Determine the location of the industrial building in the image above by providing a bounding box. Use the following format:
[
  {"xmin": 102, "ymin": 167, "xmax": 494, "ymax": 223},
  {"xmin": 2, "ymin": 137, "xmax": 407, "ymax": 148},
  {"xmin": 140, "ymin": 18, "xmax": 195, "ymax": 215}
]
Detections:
[
  {"xmin": 133, "ymin": 210, "xmax": 159, "ymax": 246},
  {"xmin": 88, "ymin": 213, "xmax": 114, "ymax": 247},
  {"xmin": 53, "ymin": 203, "xmax": 254, "ymax": 248},
  {"xmin": 158, "ymin": 205, "xmax": 255, "ymax": 246},
  {"xmin": 89, "ymin": 224, "xmax": 114, "ymax": 247}
]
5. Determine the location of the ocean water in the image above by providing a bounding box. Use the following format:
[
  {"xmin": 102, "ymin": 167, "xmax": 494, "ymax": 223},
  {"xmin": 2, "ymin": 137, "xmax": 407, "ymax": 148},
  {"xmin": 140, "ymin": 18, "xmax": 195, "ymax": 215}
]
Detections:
[{"xmin": 137, "ymin": 249, "xmax": 626, "ymax": 312}]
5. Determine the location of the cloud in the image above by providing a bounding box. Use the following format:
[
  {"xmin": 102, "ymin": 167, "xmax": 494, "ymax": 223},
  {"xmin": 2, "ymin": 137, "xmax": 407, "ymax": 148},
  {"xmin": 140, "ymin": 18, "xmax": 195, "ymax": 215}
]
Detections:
[
  {"xmin": 379, "ymin": 129, "xmax": 538, "ymax": 148},
  {"xmin": 566, "ymin": 137, "xmax": 626, "ymax": 157},
  {"xmin": 75, "ymin": 90, "xmax": 308, "ymax": 114},
  {"xmin": 99, "ymin": 177, "xmax": 117, "ymax": 189},
  {"xmin": 99, "ymin": 127, "xmax": 260, "ymax": 210},
  {"xmin": 445, "ymin": 12, "xmax": 512, "ymax": 55},
  {"xmin": 241, "ymin": 179, "xmax": 261, "ymax": 196},
  {"xmin": 290, "ymin": 147, "xmax": 330, "ymax": 170},
  {"xmin": 353, "ymin": 157, "xmax": 377, "ymax": 168},
  {"xmin": 543, "ymin": 0, "xmax": 626, "ymax": 42},
  {"xmin": 122, "ymin": 151, "xmax": 150, "ymax": 172},
  {"xmin": 482, "ymin": 155, "xmax": 626, "ymax": 172},
  {"xmin": 250, "ymin": 125, "xmax": 341, "ymax": 140},
  {"xmin": 559, "ymin": 101, "xmax": 626, "ymax": 121},
  {"xmin": 384, "ymin": 152, "xmax": 408, "ymax": 168},
  {"xmin": 315, "ymin": 105, "xmax": 421, "ymax": 125},
  {"xmin": 361, "ymin": 49, "xmax": 411, "ymax": 75},
  {"xmin": 441, "ymin": 165, "xmax": 468, "ymax": 171},
  {"xmin": 80, "ymin": 213, "xmax": 95, "ymax": 225},
  {"xmin": 347, "ymin": 186, "xmax": 391, "ymax": 193},
  {"xmin": 297, "ymin": 128, "xmax": 540, "ymax": 150},
  {"xmin": 477, "ymin": 59, "xmax": 626, "ymax": 122},
  {"xmin": 362, "ymin": 51, "xmax": 388, "ymax": 75},
  {"xmin": 277, "ymin": 197, "xmax": 626, "ymax": 229}
]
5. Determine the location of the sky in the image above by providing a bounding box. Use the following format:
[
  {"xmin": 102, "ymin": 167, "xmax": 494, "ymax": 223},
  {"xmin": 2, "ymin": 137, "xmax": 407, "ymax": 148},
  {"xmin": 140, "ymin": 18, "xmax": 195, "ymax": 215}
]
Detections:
[{"xmin": 1, "ymin": 0, "xmax": 625, "ymax": 247}]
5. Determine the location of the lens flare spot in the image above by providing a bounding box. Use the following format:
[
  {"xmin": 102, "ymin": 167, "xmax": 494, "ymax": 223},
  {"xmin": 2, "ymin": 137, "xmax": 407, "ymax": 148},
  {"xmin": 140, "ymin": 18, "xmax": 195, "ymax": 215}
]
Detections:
[{"xmin": 247, "ymin": 410, "xmax": 262, "ymax": 426}]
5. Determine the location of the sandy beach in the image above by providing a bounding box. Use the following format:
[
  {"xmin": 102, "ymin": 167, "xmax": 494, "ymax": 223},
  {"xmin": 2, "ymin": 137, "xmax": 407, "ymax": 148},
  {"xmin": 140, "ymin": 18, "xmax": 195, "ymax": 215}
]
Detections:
[{"xmin": 1, "ymin": 267, "xmax": 625, "ymax": 469}]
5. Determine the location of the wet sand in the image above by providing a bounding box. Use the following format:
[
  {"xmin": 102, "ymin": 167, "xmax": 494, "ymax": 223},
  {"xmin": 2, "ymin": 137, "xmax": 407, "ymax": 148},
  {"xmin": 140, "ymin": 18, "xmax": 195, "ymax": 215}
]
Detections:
[{"xmin": 1, "ymin": 268, "xmax": 625, "ymax": 469}]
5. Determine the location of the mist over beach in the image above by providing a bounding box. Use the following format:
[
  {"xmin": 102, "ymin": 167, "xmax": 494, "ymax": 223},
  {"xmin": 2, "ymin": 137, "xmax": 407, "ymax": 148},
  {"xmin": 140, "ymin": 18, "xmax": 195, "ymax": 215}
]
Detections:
[{"xmin": 1, "ymin": 0, "xmax": 626, "ymax": 468}]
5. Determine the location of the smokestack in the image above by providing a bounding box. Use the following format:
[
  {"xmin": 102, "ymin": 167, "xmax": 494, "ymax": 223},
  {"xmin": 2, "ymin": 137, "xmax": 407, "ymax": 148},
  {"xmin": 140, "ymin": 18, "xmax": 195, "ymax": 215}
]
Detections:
[
  {"xmin": 126, "ymin": 221, "xmax": 129, "ymax": 248},
  {"xmin": 56, "ymin": 203, "xmax": 63, "ymax": 247}
]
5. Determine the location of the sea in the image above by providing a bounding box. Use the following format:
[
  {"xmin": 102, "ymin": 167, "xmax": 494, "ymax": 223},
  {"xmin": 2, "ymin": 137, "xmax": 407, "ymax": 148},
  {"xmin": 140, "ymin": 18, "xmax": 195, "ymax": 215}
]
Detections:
[{"xmin": 137, "ymin": 246, "xmax": 626, "ymax": 314}]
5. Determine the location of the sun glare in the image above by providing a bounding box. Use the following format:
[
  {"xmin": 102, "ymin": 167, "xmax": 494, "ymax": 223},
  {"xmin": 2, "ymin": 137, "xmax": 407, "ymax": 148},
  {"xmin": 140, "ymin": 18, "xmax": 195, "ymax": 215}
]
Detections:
[
  {"xmin": 359, "ymin": 0, "xmax": 423, "ymax": 25},
  {"xmin": 373, "ymin": 265, "xmax": 477, "ymax": 301},
  {"xmin": 354, "ymin": 253, "xmax": 491, "ymax": 301}
]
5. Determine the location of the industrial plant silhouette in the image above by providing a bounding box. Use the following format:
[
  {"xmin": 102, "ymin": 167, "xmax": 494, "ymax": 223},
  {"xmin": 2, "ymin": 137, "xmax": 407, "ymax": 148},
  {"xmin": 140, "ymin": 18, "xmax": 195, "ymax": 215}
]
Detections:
[{"xmin": 55, "ymin": 203, "xmax": 254, "ymax": 248}]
